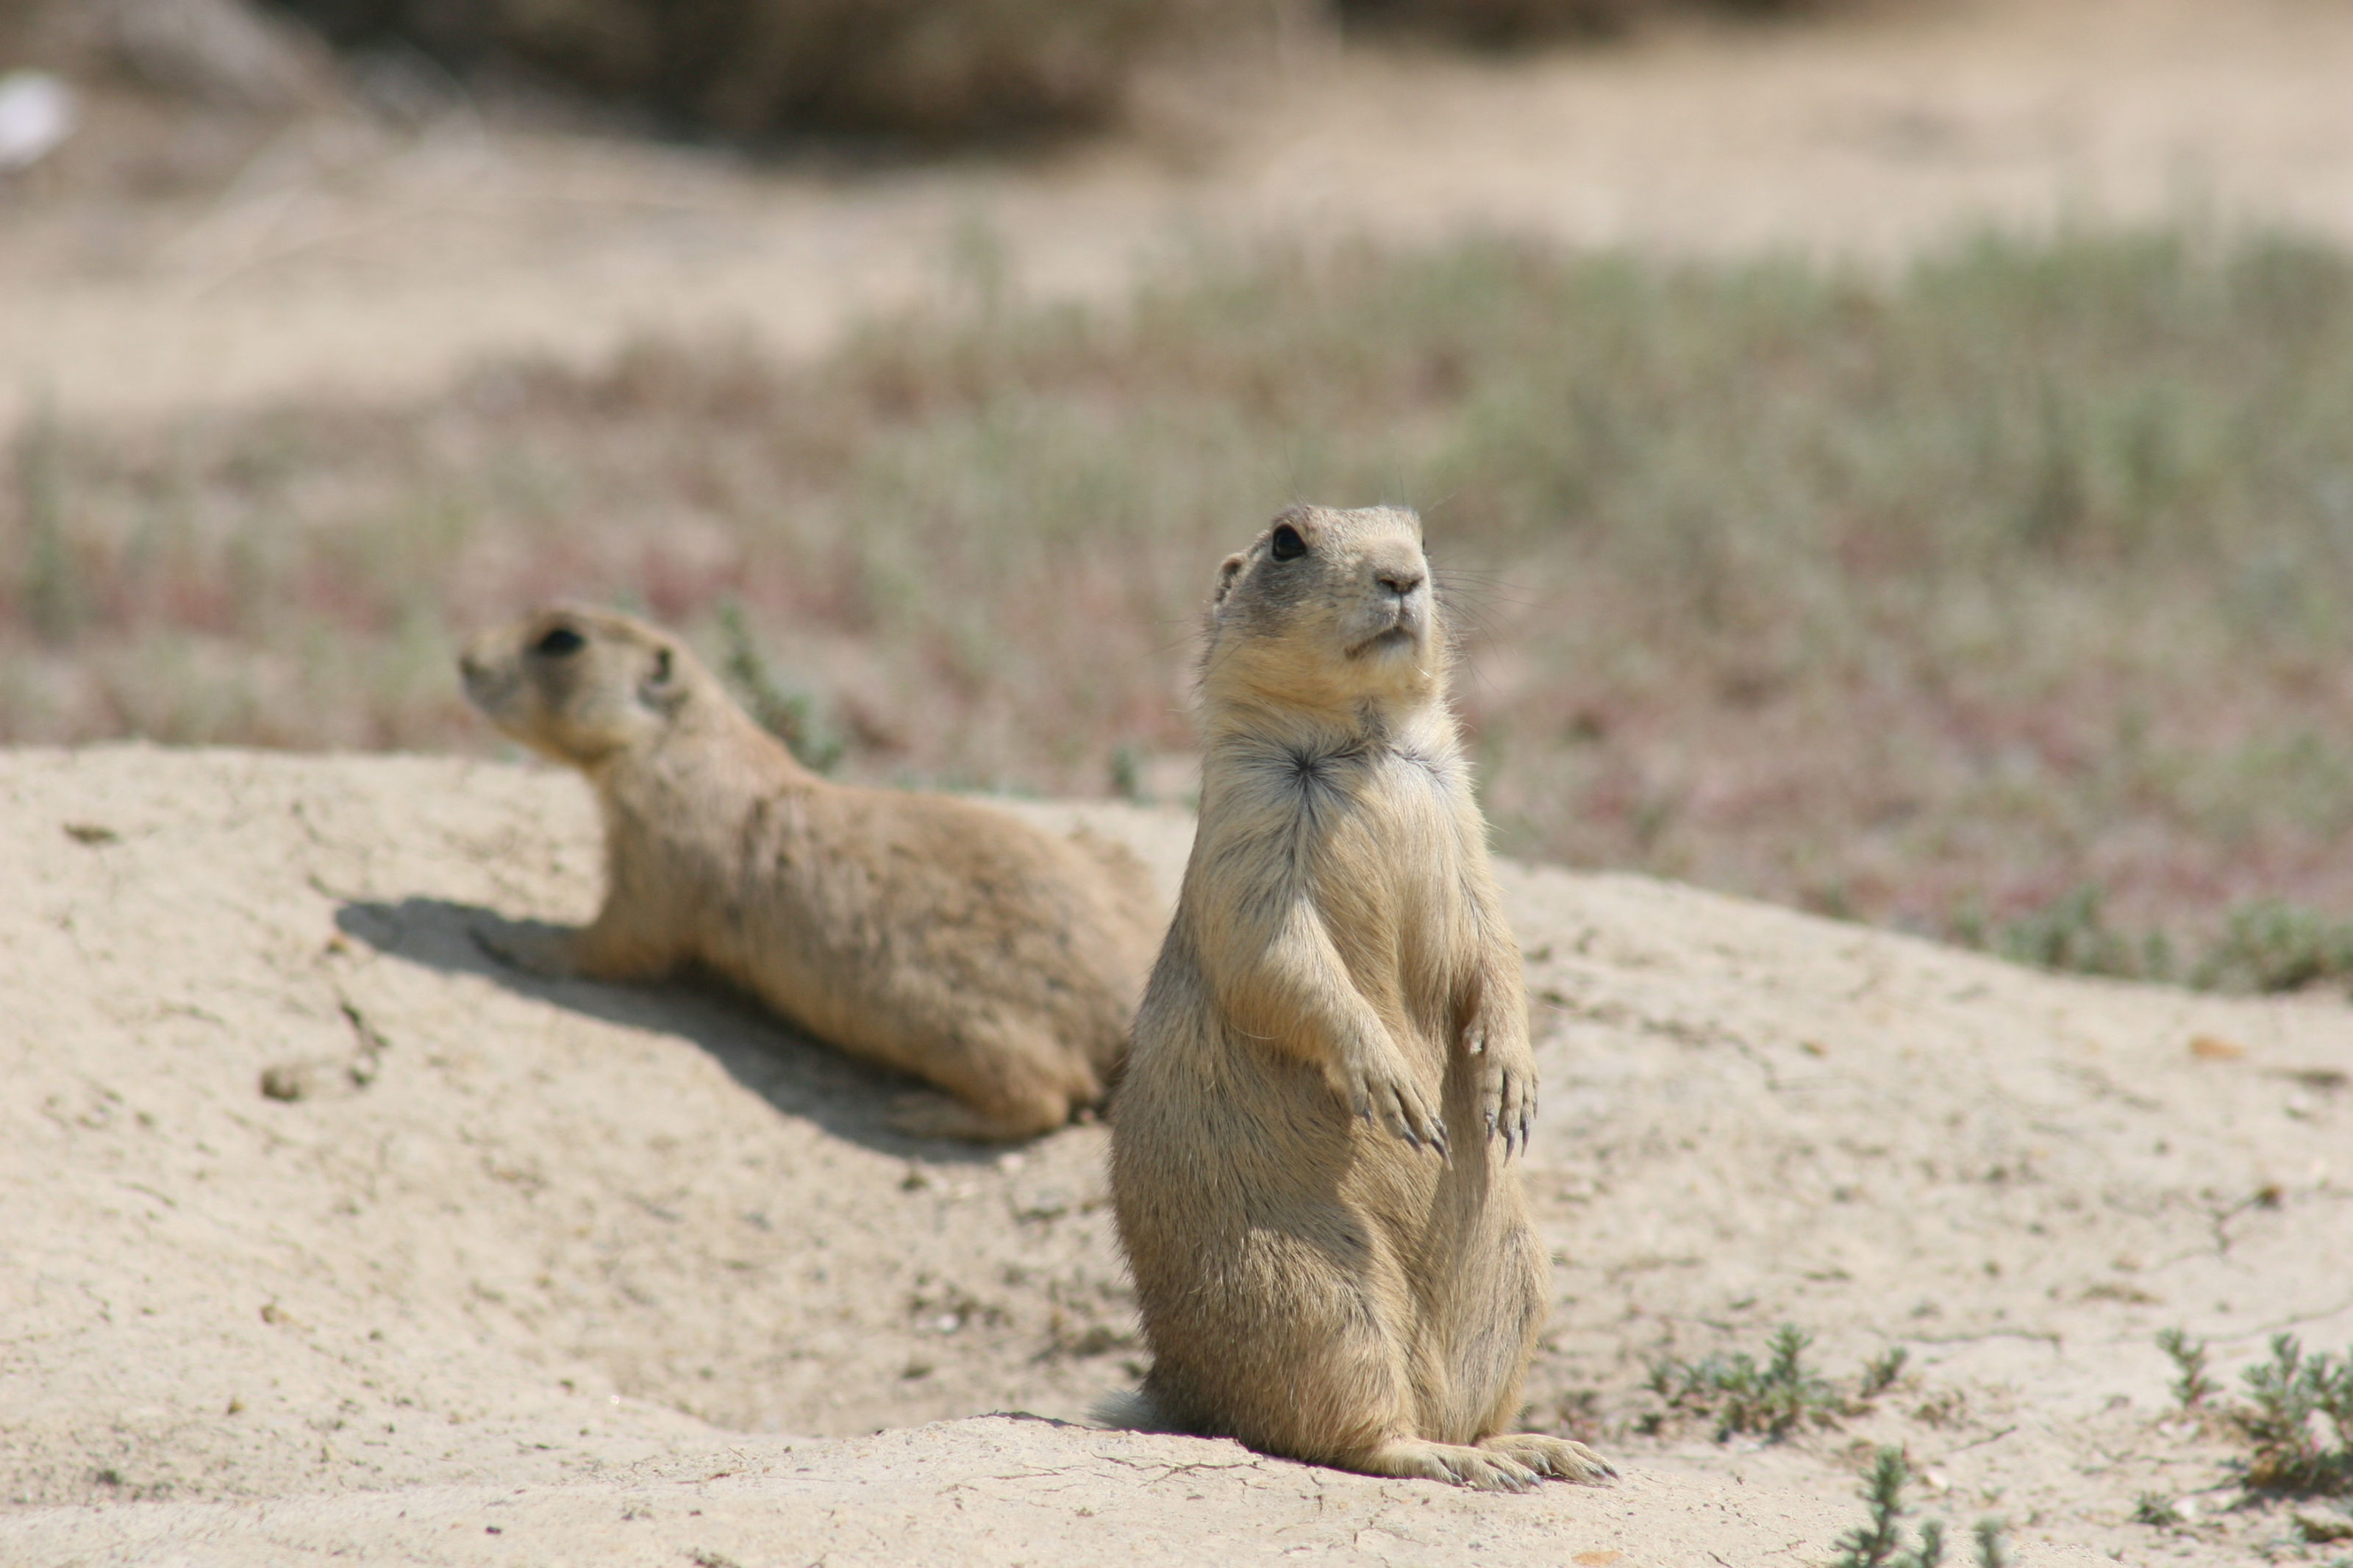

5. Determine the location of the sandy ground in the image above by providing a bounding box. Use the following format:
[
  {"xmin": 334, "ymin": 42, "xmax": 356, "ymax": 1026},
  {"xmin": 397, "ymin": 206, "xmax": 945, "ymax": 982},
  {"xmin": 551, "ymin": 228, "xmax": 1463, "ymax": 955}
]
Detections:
[
  {"xmin": 7, "ymin": 0, "xmax": 2353, "ymax": 431},
  {"xmin": 2, "ymin": 745, "xmax": 2348, "ymax": 1564}
]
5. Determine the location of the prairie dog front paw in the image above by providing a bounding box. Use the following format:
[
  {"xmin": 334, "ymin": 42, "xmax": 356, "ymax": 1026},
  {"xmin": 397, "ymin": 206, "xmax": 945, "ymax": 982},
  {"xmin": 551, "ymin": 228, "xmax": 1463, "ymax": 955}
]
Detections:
[
  {"xmin": 1333, "ymin": 1037, "xmax": 1446, "ymax": 1155},
  {"xmin": 1465, "ymin": 1019, "xmax": 1537, "ymax": 1155}
]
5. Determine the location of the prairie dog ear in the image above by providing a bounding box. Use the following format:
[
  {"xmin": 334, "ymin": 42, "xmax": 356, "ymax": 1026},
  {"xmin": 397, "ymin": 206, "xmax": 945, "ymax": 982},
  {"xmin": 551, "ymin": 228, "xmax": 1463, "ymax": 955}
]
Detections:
[
  {"xmin": 1213, "ymin": 553, "xmax": 1247, "ymax": 610},
  {"xmin": 638, "ymin": 642, "xmax": 685, "ymax": 714}
]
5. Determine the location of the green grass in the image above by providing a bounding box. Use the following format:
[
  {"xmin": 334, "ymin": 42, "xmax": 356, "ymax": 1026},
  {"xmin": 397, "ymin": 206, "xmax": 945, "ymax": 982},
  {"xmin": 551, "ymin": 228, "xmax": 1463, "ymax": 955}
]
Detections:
[{"xmin": 11, "ymin": 226, "xmax": 2353, "ymax": 942}]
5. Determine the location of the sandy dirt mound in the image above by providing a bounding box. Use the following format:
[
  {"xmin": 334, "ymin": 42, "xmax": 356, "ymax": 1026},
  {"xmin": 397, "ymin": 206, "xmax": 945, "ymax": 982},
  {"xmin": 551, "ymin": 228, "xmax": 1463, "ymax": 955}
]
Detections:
[
  {"xmin": 0, "ymin": 1414, "xmax": 2008, "ymax": 1568},
  {"xmin": 2, "ymin": 746, "xmax": 2348, "ymax": 1563}
]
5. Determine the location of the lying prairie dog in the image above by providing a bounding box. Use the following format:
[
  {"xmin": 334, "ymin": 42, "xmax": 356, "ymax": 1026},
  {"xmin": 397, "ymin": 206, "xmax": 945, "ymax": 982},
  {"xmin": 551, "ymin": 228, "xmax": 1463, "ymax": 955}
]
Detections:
[{"xmin": 460, "ymin": 604, "xmax": 1162, "ymax": 1142}]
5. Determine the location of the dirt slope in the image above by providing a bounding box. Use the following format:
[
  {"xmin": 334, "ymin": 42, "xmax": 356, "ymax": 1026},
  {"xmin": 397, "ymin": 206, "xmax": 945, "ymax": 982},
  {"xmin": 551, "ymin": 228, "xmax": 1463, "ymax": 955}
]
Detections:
[{"xmin": 2, "ymin": 745, "xmax": 2346, "ymax": 1564}]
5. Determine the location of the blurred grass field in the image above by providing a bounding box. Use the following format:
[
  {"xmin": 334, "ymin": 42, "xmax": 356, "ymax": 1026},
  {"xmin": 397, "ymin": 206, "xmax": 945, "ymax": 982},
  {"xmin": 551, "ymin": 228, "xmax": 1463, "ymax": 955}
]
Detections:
[{"xmin": 10, "ymin": 225, "xmax": 2353, "ymax": 970}]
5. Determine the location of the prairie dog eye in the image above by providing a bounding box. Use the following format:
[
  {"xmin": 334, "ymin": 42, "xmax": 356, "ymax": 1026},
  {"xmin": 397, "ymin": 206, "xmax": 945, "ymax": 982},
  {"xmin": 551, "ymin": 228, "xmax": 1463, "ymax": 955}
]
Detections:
[
  {"xmin": 535, "ymin": 626, "xmax": 585, "ymax": 656},
  {"xmin": 1269, "ymin": 524, "xmax": 1308, "ymax": 562}
]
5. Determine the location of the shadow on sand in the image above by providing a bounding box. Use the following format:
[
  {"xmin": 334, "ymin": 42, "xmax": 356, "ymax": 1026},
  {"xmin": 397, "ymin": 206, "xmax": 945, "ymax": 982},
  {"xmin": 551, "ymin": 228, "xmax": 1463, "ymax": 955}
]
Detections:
[{"xmin": 335, "ymin": 895, "xmax": 1008, "ymax": 1167}]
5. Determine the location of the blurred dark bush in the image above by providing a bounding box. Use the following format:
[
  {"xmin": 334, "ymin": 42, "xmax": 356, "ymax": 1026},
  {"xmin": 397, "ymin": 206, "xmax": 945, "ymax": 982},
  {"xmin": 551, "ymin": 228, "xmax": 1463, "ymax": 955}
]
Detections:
[
  {"xmin": 6, "ymin": 0, "xmax": 1885, "ymax": 149},
  {"xmin": 265, "ymin": 0, "xmax": 1290, "ymax": 140},
  {"xmin": 255, "ymin": 0, "xmax": 1863, "ymax": 143},
  {"xmin": 1335, "ymin": 0, "xmax": 1833, "ymax": 48}
]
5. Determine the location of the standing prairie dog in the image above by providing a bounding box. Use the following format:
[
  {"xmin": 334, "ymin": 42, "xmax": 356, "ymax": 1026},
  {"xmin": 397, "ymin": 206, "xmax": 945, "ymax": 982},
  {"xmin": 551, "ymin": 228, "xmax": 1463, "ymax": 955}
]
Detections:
[
  {"xmin": 458, "ymin": 605, "xmax": 1163, "ymax": 1142},
  {"xmin": 1108, "ymin": 506, "xmax": 1613, "ymax": 1491}
]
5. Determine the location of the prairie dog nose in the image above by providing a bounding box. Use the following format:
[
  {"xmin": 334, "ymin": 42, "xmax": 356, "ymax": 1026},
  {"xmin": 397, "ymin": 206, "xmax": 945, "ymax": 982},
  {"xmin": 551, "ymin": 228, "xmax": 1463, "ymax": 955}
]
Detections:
[
  {"xmin": 457, "ymin": 642, "xmax": 498, "ymax": 686},
  {"xmin": 457, "ymin": 636, "xmax": 504, "ymax": 693},
  {"xmin": 1377, "ymin": 566, "xmax": 1424, "ymax": 597}
]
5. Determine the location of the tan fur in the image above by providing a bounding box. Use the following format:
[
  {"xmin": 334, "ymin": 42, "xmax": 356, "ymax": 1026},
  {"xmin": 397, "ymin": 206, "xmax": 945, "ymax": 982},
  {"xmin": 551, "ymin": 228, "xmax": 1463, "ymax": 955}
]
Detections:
[
  {"xmin": 1107, "ymin": 506, "xmax": 1613, "ymax": 1491},
  {"xmin": 458, "ymin": 605, "xmax": 1162, "ymax": 1142}
]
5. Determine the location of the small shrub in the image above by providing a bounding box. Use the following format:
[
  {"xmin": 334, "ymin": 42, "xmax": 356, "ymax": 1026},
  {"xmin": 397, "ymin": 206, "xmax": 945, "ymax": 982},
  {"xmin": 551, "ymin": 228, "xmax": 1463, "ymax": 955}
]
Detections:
[
  {"xmin": 1862, "ymin": 1347, "xmax": 1913, "ymax": 1400},
  {"xmin": 2234, "ymin": 1336, "xmax": 2353, "ymax": 1494},
  {"xmin": 2189, "ymin": 901, "xmax": 2353, "ymax": 994},
  {"xmin": 2132, "ymin": 1492, "xmax": 2183, "ymax": 1527},
  {"xmin": 2154, "ymin": 1330, "xmax": 2353, "ymax": 1497},
  {"xmin": 1986, "ymin": 886, "xmax": 2168, "ymax": 981},
  {"xmin": 1962, "ymin": 893, "xmax": 2353, "ymax": 995},
  {"xmin": 1829, "ymin": 1446, "xmax": 2010, "ymax": 1568},
  {"xmin": 1643, "ymin": 1325, "xmax": 1907, "ymax": 1442}
]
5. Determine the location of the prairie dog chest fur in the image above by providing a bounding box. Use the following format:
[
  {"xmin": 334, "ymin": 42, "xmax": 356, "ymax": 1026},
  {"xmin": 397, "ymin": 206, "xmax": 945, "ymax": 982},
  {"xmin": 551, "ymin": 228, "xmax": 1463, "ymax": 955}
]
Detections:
[{"xmin": 1202, "ymin": 704, "xmax": 1478, "ymax": 1030}]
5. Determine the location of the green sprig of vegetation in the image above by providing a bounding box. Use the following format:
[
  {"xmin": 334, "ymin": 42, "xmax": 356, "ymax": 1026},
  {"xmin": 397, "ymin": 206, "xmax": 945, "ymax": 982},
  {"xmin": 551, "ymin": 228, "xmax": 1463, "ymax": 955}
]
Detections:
[
  {"xmin": 1829, "ymin": 1446, "xmax": 2008, "ymax": 1568},
  {"xmin": 1641, "ymin": 1325, "xmax": 1908, "ymax": 1442},
  {"xmin": 2157, "ymin": 1326, "xmax": 2218, "ymax": 1411}
]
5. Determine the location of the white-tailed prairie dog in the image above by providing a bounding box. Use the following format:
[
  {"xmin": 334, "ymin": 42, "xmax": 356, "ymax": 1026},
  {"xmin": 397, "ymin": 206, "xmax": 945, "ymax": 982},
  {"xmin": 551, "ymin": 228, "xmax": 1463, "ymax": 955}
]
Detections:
[
  {"xmin": 459, "ymin": 605, "xmax": 1163, "ymax": 1142},
  {"xmin": 1108, "ymin": 506, "xmax": 1613, "ymax": 1490}
]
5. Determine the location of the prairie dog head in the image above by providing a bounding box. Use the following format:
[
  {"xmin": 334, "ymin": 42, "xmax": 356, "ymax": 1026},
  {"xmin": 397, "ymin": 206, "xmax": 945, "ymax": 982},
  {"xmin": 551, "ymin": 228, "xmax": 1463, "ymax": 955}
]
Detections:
[
  {"xmin": 1201, "ymin": 505, "xmax": 1445, "ymax": 723},
  {"xmin": 459, "ymin": 605, "xmax": 713, "ymax": 768}
]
